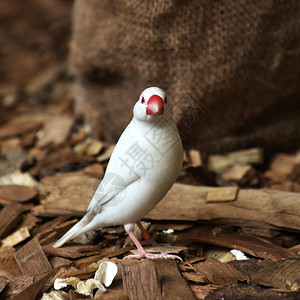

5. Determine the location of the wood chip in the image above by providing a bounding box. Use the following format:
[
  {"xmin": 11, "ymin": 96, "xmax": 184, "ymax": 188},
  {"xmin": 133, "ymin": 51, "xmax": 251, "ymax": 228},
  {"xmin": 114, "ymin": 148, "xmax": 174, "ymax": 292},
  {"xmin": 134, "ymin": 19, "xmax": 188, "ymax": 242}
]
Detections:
[
  {"xmin": 251, "ymin": 257, "xmax": 300, "ymax": 291},
  {"xmin": 188, "ymin": 149, "xmax": 202, "ymax": 167},
  {"xmin": 1, "ymin": 227, "xmax": 30, "ymax": 249},
  {"xmin": 0, "ymin": 247, "xmax": 22, "ymax": 277},
  {"xmin": 4, "ymin": 275, "xmax": 34, "ymax": 299},
  {"xmin": 122, "ymin": 260, "xmax": 161, "ymax": 300},
  {"xmin": 177, "ymin": 226, "xmax": 293, "ymax": 261},
  {"xmin": 34, "ymin": 172, "xmax": 97, "ymax": 216},
  {"xmin": 204, "ymin": 246, "xmax": 236, "ymax": 263},
  {"xmin": 0, "ymin": 138, "xmax": 21, "ymax": 155},
  {"xmin": 37, "ymin": 115, "xmax": 73, "ymax": 148},
  {"xmin": 0, "ymin": 184, "xmax": 37, "ymax": 205},
  {"xmin": 122, "ymin": 260, "xmax": 195, "ymax": 300},
  {"xmin": 221, "ymin": 164, "xmax": 256, "ymax": 184},
  {"xmin": 32, "ymin": 147, "xmax": 95, "ymax": 177},
  {"xmin": 21, "ymin": 131, "xmax": 37, "ymax": 148},
  {"xmin": 208, "ymin": 148, "xmax": 263, "ymax": 173},
  {"xmin": 49, "ymin": 257, "xmax": 72, "ymax": 269},
  {"xmin": 14, "ymin": 237, "xmax": 52, "ymax": 276},
  {"xmin": 94, "ymin": 278, "xmax": 127, "ymax": 300},
  {"xmin": 289, "ymin": 164, "xmax": 300, "ymax": 181},
  {"xmin": 154, "ymin": 259, "xmax": 196, "ymax": 300},
  {"xmin": 32, "ymin": 215, "xmax": 71, "ymax": 237},
  {"xmin": 0, "ymin": 158, "xmax": 14, "ymax": 176},
  {"xmin": 74, "ymin": 139, "xmax": 104, "ymax": 156},
  {"xmin": 4, "ymin": 149, "xmax": 35, "ymax": 170},
  {"xmin": 26, "ymin": 61, "xmax": 67, "ymax": 95},
  {"xmin": 206, "ymin": 186, "xmax": 238, "ymax": 203},
  {"xmin": 9, "ymin": 270, "xmax": 54, "ymax": 300},
  {"xmin": 206, "ymin": 282, "xmax": 299, "ymax": 299},
  {"xmin": 0, "ymin": 170, "xmax": 37, "ymax": 187},
  {"xmin": 18, "ymin": 213, "xmax": 40, "ymax": 231},
  {"xmin": 228, "ymin": 259, "xmax": 264, "ymax": 278},
  {"xmin": 183, "ymin": 257, "xmax": 249, "ymax": 285},
  {"xmin": 289, "ymin": 244, "xmax": 300, "ymax": 256},
  {"xmin": 83, "ymin": 163, "xmax": 104, "ymax": 178},
  {"xmin": 85, "ymin": 140, "xmax": 103, "ymax": 156},
  {"xmin": 97, "ymin": 145, "xmax": 115, "ymax": 162},
  {"xmin": 0, "ymin": 203, "xmax": 27, "ymax": 239},
  {"xmin": 0, "ymin": 120, "xmax": 41, "ymax": 140},
  {"xmin": 68, "ymin": 289, "xmax": 90, "ymax": 299},
  {"xmin": 265, "ymin": 154, "xmax": 296, "ymax": 182},
  {"xmin": 42, "ymin": 243, "xmax": 102, "ymax": 259},
  {"xmin": 38, "ymin": 218, "xmax": 78, "ymax": 246},
  {"xmin": 189, "ymin": 283, "xmax": 224, "ymax": 300},
  {"xmin": 41, "ymin": 290, "xmax": 69, "ymax": 300},
  {"xmin": 0, "ymin": 276, "xmax": 9, "ymax": 293}
]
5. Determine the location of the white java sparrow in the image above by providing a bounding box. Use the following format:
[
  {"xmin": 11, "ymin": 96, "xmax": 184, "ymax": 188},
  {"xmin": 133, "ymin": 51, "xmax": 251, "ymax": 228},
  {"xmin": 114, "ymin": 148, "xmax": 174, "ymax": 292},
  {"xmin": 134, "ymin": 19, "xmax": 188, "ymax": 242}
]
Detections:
[{"xmin": 53, "ymin": 87, "xmax": 183, "ymax": 259}]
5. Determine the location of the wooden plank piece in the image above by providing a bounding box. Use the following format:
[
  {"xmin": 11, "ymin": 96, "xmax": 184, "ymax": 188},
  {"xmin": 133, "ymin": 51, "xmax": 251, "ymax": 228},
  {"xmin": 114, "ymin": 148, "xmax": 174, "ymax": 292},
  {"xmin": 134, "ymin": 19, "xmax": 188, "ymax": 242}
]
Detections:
[
  {"xmin": 153, "ymin": 260, "xmax": 196, "ymax": 300},
  {"xmin": 122, "ymin": 260, "xmax": 161, "ymax": 300},
  {"xmin": 206, "ymin": 186, "xmax": 238, "ymax": 203},
  {"xmin": 0, "ymin": 184, "xmax": 37, "ymax": 204},
  {"xmin": 0, "ymin": 203, "xmax": 26, "ymax": 239},
  {"xmin": 14, "ymin": 237, "xmax": 52, "ymax": 276},
  {"xmin": 122, "ymin": 260, "xmax": 195, "ymax": 300},
  {"xmin": 34, "ymin": 175, "xmax": 300, "ymax": 232},
  {"xmin": 146, "ymin": 184, "xmax": 300, "ymax": 231}
]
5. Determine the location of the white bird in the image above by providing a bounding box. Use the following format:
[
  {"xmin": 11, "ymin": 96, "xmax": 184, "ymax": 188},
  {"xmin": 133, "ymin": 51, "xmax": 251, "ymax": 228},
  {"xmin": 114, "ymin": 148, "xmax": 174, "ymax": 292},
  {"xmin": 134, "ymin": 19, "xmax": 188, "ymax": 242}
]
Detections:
[{"xmin": 53, "ymin": 87, "xmax": 183, "ymax": 259}]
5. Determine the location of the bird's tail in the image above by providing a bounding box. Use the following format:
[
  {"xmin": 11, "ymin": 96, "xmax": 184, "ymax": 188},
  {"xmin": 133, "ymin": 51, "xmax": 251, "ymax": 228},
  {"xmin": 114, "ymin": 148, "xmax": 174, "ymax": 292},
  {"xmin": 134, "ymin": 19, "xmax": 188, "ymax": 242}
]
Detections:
[{"xmin": 53, "ymin": 213, "xmax": 94, "ymax": 248}]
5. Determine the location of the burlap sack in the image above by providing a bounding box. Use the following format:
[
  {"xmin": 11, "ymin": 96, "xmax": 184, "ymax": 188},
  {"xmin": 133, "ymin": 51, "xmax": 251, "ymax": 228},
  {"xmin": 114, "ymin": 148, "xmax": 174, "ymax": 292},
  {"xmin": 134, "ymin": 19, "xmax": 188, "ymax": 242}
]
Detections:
[{"xmin": 70, "ymin": 0, "xmax": 300, "ymax": 154}]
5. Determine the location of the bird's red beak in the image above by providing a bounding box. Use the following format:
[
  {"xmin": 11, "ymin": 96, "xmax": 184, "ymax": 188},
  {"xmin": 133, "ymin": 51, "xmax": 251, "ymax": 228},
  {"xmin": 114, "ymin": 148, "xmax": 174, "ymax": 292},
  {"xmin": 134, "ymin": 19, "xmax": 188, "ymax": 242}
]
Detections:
[{"xmin": 146, "ymin": 95, "xmax": 164, "ymax": 115}]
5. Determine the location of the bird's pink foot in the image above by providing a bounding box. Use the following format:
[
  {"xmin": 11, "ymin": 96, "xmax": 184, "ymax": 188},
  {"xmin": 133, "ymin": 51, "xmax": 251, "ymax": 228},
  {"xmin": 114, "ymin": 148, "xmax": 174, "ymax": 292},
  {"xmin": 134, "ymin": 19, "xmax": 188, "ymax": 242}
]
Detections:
[
  {"xmin": 124, "ymin": 250, "xmax": 182, "ymax": 261},
  {"xmin": 124, "ymin": 226, "xmax": 182, "ymax": 261}
]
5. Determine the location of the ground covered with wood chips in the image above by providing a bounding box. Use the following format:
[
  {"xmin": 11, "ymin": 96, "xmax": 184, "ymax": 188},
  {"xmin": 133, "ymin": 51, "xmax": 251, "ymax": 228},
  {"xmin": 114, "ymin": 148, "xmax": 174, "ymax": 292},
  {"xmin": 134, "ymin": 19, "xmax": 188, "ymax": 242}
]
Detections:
[
  {"xmin": 0, "ymin": 1, "xmax": 300, "ymax": 299},
  {"xmin": 0, "ymin": 78, "xmax": 300, "ymax": 300}
]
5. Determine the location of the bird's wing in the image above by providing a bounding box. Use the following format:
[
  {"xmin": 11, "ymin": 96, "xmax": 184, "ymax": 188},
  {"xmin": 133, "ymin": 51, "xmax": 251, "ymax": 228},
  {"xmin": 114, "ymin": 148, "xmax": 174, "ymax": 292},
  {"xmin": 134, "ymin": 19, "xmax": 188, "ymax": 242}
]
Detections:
[
  {"xmin": 87, "ymin": 121, "xmax": 143, "ymax": 212},
  {"xmin": 87, "ymin": 170, "xmax": 140, "ymax": 212}
]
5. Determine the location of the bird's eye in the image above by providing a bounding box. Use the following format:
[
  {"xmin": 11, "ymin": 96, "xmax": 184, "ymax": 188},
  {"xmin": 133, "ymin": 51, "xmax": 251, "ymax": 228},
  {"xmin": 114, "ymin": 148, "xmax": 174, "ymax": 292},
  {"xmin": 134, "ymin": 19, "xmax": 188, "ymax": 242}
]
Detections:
[
  {"xmin": 164, "ymin": 97, "xmax": 167, "ymax": 104},
  {"xmin": 141, "ymin": 97, "xmax": 145, "ymax": 104}
]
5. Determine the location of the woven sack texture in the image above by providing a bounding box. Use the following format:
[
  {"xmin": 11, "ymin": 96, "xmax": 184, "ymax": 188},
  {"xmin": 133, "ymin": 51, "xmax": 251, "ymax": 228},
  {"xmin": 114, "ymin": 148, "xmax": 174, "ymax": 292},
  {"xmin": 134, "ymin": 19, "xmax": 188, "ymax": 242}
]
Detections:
[{"xmin": 70, "ymin": 0, "xmax": 300, "ymax": 153}]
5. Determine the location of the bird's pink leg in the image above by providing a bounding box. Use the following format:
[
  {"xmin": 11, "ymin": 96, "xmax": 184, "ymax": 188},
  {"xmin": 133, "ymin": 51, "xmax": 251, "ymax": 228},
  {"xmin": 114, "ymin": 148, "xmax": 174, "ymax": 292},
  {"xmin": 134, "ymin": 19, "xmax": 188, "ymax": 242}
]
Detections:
[
  {"xmin": 136, "ymin": 221, "xmax": 158, "ymax": 246},
  {"xmin": 124, "ymin": 226, "xmax": 182, "ymax": 260}
]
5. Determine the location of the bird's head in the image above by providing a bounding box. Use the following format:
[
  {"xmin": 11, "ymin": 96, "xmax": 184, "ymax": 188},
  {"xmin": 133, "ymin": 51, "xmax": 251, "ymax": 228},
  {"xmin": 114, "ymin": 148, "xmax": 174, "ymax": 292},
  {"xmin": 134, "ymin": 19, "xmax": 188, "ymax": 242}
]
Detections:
[{"xmin": 133, "ymin": 87, "xmax": 172, "ymax": 122}]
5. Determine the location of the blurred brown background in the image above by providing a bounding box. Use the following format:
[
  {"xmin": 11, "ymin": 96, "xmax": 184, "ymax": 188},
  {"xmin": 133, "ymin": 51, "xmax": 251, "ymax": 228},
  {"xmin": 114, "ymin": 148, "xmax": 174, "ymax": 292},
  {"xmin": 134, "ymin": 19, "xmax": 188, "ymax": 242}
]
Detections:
[{"xmin": 1, "ymin": 0, "xmax": 300, "ymax": 156}]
